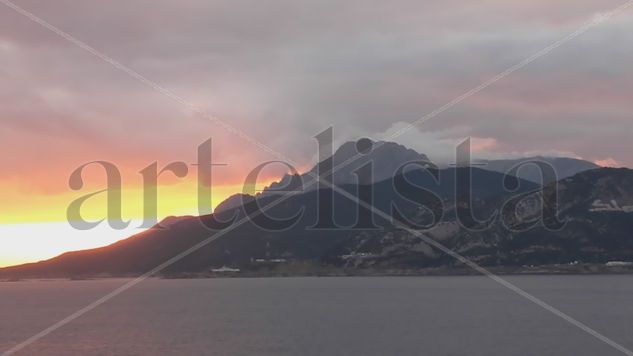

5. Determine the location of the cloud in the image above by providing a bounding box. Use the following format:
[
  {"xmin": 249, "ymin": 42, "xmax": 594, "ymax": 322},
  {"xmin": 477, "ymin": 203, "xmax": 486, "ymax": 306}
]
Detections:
[
  {"xmin": 594, "ymin": 158, "xmax": 623, "ymax": 167},
  {"xmin": 0, "ymin": 0, "xmax": 631, "ymax": 197}
]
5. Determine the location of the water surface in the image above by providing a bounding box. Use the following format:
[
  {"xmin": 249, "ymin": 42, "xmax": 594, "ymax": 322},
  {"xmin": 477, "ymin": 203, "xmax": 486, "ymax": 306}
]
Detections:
[{"xmin": 1, "ymin": 276, "xmax": 632, "ymax": 355}]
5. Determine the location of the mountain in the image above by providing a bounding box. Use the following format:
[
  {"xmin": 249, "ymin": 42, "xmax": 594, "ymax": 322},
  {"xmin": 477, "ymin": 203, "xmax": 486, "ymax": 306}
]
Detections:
[
  {"xmin": 264, "ymin": 140, "xmax": 435, "ymax": 193},
  {"xmin": 331, "ymin": 168, "xmax": 633, "ymax": 269},
  {"xmin": 0, "ymin": 167, "xmax": 538, "ymax": 278},
  {"xmin": 217, "ymin": 142, "xmax": 597, "ymax": 213},
  {"xmin": 493, "ymin": 168, "xmax": 633, "ymax": 264},
  {"xmin": 1, "ymin": 140, "xmax": 630, "ymax": 278},
  {"xmin": 216, "ymin": 139, "xmax": 435, "ymax": 213},
  {"xmin": 475, "ymin": 156, "xmax": 599, "ymax": 184}
]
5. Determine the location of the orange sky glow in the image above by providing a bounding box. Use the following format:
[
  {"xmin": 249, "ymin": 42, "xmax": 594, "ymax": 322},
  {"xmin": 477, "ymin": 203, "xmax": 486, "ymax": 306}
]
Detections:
[
  {"xmin": 1, "ymin": 0, "xmax": 632, "ymax": 268},
  {"xmin": 0, "ymin": 171, "xmax": 281, "ymax": 267}
]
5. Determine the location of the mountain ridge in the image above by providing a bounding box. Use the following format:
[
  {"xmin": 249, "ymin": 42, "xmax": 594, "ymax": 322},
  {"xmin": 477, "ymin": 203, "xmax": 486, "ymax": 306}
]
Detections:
[{"xmin": 0, "ymin": 141, "xmax": 628, "ymax": 279}]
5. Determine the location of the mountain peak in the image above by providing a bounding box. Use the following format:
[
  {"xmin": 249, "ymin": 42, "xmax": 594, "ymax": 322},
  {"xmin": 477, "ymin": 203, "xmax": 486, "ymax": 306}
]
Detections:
[
  {"xmin": 328, "ymin": 140, "xmax": 431, "ymax": 167},
  {"xmin": 263, "ymin": 139, "xmax": 436, "ymax": 195}
]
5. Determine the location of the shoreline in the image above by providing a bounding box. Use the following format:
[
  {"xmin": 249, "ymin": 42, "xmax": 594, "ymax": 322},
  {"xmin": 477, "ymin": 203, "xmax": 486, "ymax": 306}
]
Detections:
[{"xmin": 3, "ymin": 263, "xmax": 633, "ymax": 282}]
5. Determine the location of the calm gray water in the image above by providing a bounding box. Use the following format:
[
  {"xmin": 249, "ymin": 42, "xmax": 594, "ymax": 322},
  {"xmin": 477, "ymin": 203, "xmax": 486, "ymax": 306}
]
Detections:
[{"xmin": 1, "ymin": 276, "xmax": 632, "ymax": 355}]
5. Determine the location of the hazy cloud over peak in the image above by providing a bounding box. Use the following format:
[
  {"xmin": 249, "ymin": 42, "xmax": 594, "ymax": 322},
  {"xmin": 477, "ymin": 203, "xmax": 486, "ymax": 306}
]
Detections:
[{"xmin": 1, "ymin": 0, "xmax": 631, "ymax": 193}]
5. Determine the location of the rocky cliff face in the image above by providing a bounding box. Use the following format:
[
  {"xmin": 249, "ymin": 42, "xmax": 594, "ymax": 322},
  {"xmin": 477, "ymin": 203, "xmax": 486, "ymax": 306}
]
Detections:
[
  {"xmin": 263, "ymin": 140, "xmax": 435, "ymax": 193},
  {"xmin": 216, "ymin": 139, "xmax": 435, "ymax": 213},
  {"xmin": 329, "ymin": 168, "xmax": 633, "ymax": 269}
]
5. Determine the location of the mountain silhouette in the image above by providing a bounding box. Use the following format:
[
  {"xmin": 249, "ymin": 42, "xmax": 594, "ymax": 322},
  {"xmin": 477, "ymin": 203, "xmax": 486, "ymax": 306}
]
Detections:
[
  {"xmin": 0, "ymin": 142, "xmax": 629, "ymax": 279},
  {"xmin": 474, "ymin": 156, "xmax": 599, "ymax": 184}
]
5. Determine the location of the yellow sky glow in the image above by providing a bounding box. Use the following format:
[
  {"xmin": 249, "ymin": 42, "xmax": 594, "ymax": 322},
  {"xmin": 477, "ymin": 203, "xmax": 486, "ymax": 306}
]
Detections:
[{"xmin": 0, "ymin": 178, "xmax": 274, "ymax": 267}]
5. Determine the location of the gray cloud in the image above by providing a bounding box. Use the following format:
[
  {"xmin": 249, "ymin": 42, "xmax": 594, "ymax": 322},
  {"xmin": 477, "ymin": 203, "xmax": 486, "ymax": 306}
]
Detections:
[{"xmin": 0, "ymin": 0, "xmax": 631, "ymax": 188}]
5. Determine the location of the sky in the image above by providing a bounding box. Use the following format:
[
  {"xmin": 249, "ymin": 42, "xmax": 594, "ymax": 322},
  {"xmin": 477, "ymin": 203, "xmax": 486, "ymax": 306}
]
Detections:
[{"xmin": 1, "ymin": 0, "xmax": 632, "ymax": 266}]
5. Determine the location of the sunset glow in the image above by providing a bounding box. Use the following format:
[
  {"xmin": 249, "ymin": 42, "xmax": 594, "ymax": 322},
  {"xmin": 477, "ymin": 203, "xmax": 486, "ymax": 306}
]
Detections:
[
  {"xmin": 1, "ymin": 0, "xmax": 632, "ymax": 270},
  {"xmin": 0, "ymin": 176, "xmax": 278, "ymax": 267}
]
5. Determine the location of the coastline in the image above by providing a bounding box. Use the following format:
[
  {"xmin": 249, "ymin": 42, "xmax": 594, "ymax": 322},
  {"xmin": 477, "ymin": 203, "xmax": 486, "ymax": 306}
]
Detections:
[{"xmin": 3, "ymin": 263, "xmax": 633, "ymax": 282}]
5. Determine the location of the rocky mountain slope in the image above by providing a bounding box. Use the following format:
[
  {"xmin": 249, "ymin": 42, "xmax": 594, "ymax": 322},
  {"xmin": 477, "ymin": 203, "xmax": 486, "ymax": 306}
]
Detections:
[
  {"xmin": 0, "ymin": 167, "xmax": 537, "ymax": 278},
  {"xmin": 0, "ymin": 140, "xmax": 627, "ymax": 278},
  {"xmin": 330, "ymin": 168, "xmax": 633, "ymax": 269}
]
